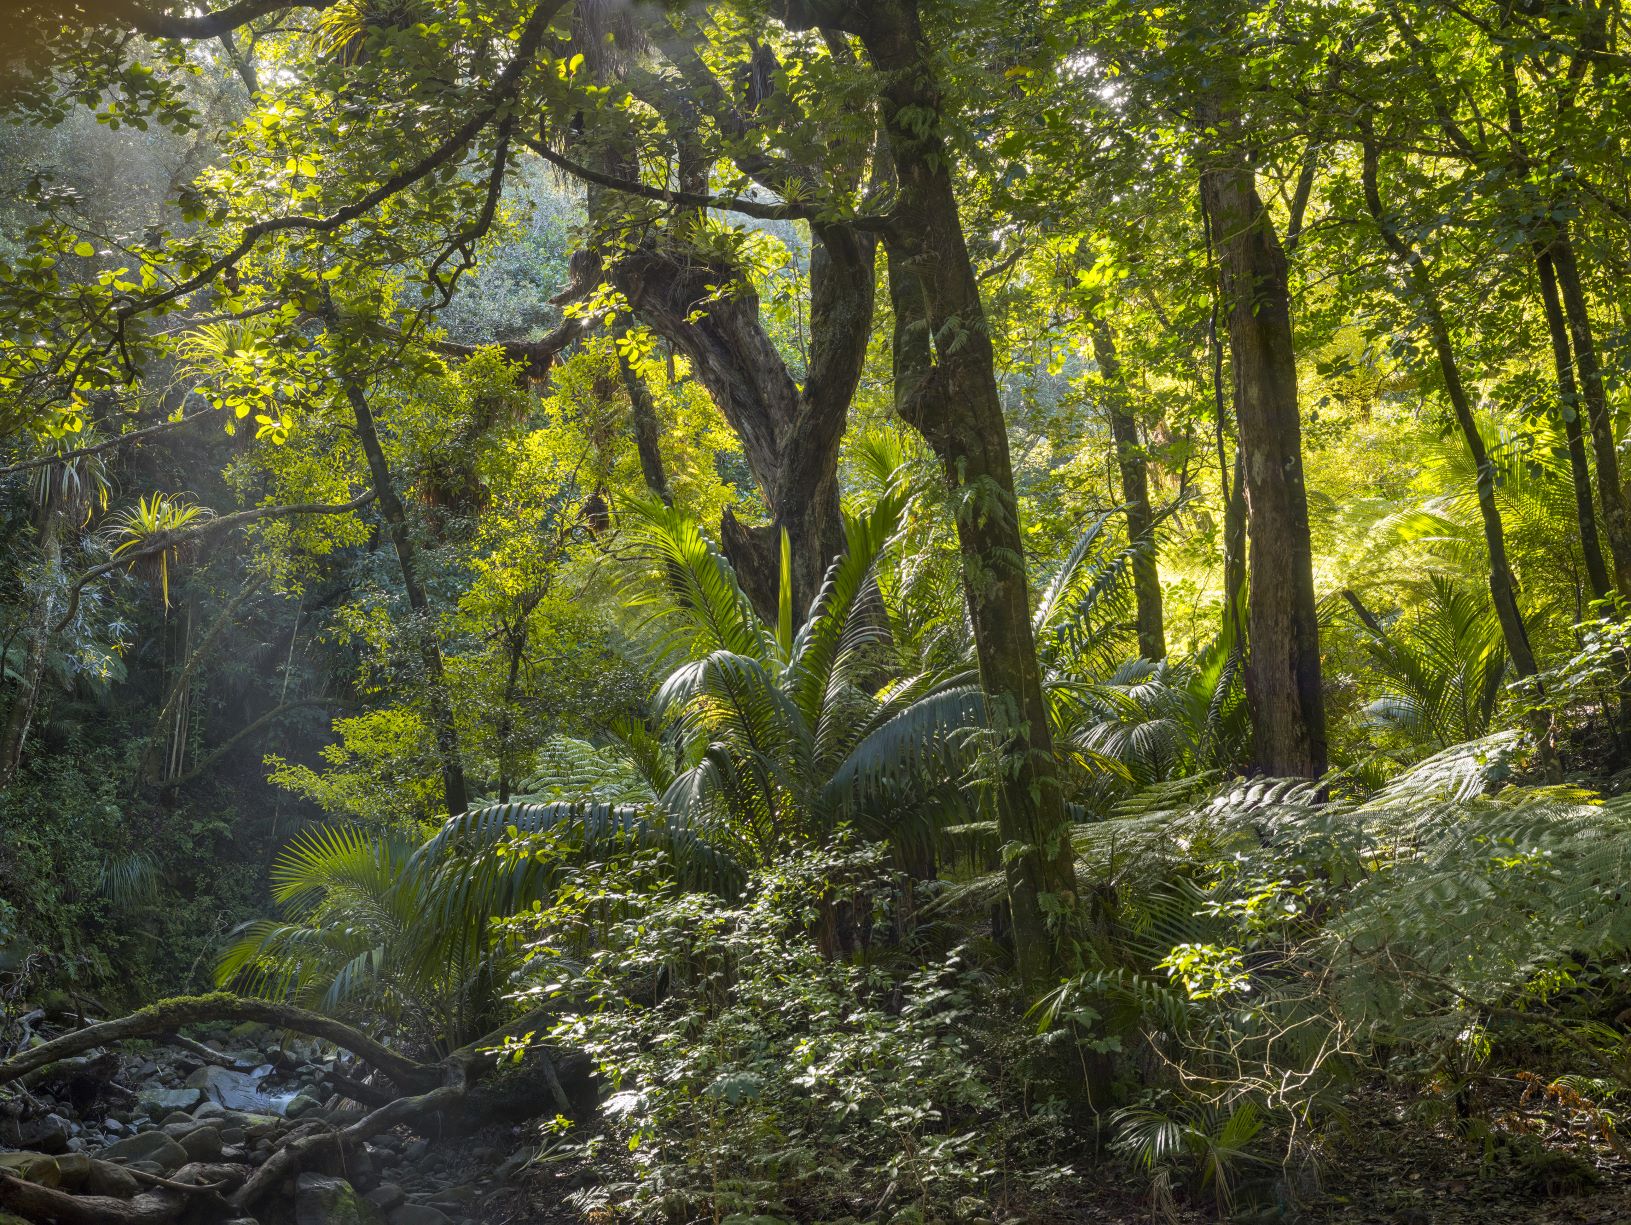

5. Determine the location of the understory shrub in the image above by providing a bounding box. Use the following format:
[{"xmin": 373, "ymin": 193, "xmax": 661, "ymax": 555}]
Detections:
[{"xmin": 526, "ymin": 841, "xmax": 1076, "ymax": 1224}]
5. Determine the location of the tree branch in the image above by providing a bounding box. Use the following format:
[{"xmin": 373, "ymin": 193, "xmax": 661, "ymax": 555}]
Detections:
[
  {"xmin": 0, "ymin": 413, "xmax": 210, "ymax": 478},
  {"xmin": 521, "ymin": 135, "xmax": 889, "ymax": 230},
  {"xmin": 52, "ymin": 492, "xmax": 376, "ymax": 633},
  {"xmin": 0, "ymin": 994, "xmax": 437, "ymax": 1094},
  {"xmin": 107, "ymin": 2, "xmax": 564, "ymax": 334},
  {"xmin": 93, "ymin": 0, "xmax": 339, "ymax": 40}
]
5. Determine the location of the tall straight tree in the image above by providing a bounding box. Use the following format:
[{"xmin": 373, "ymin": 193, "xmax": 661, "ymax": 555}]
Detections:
[{"xmin": 1199, "ymin": 112, "xmax": 1327, "ymax": 778}]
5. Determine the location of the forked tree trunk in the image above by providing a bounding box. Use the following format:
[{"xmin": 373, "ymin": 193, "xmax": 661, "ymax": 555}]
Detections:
[
  {"xmin": 571, "ymin": 35, "xmax": 871, "ymax": 624},
  {"xmin": 1200, "ymin": 122, "xmax": 1327, "ymax": 778},
  {"xmin": 790, "ymin": 0, "xmax": 1079, "ymax": 985}
]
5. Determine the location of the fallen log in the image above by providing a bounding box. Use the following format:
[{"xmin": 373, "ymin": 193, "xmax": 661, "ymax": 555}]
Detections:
[
  {"xmin": 0, "ymin": 994, "xmax": 591, "ymax": 1225},
  {"xmin": 0, "ymin": 994, "xmax": 436, "ymax": 1094},
  {"xmin": 0, "ymin": 1171, "xmax": 185, "ymax": 1225}
]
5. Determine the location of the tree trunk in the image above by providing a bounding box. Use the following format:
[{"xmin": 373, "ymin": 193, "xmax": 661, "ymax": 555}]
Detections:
[
  {"xmin": 1089, "ymin": 318, "xmax": 1166, "ymax": 660},
  {"xmin": 805, "ymin": 0, "xmax": 1078, "ymax": 986},
  {"xmin": 0, "ymin": 493, "xmax": 64, "ymax": 787},
  {"xmin": 1362, "ymin": 135, "xmax": 1541, "ymax": 680},
  {"xmin": 611, "ymin": 239, "xmax": 855, "ymax": 621},
  {"xmin": 620, "ymin": 350, "xmax": 673, "ymax": 505},
  {"xmin": 1200, "ymin": 124, "xmax": 1327, "ymax": 778},
  {"xmin": 1534, "ymin": 240, "xmax": 1612, "ymax": 604},
  {"xmin": 337, "ymin": 371, "xmax": 470, "ymax": 817},
  {"xmin": 571, "ymin": 48, "xmax": 870, "ymax": 625},
  {"xmin": 1552, "ymin": 227, "xmax": 1631, "ymax": 597}
]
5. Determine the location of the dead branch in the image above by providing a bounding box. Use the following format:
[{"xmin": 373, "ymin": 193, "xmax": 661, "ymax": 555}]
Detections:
[
  {"xmin": 0, "ymin": 1171, "xmax": 185, "ymax": 1225},
  {"xmin": 0, "ymin": 994, "xmax": 437, "ymax": 1095}
]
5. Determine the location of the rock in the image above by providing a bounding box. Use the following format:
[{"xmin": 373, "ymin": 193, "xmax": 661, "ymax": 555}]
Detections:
[
  {"xmin": 100, "ymin": 1129, "xmax": 189, "ymax": 1171},
  {"xmin": 54, "ymin": 1152, "xmax": 92, "ymax": 1190},
  {"xmin": 221, "ymin": 1126, "xmax": 246, "ymax": 1145},
  {"xmin": 189, "ymin": 1064, "xmax": 286, "ymax": 1112},
  {"xmin": 389, "ymin": 1207, "xmax": 452, "ymax": 1225},
  {"xmin": 178, "ymin": 1125, "xmax": 224, "ymax": 1163},
  {"xmin": 160, "ymin": 1109, "xmax": 196, "ymax": 1127},
  {"xmin": 140, "ymin": 1087, "xmax": 205, "ymax": 1115},
  {"xmin": 495, "ymin": 1146, "xmax": 534, "ymax": 1180},
  {"xmin": 103, "ymin": 1116, "xmax": 126, "ymax": 1134},
  {"xmin": 365, "ymin": 1184, "xmax": 406, "ymax": 1213},
  {"xmin": 84, "ymin": 1159, "xmax": 142, "ymax": 1198},
  {"xmin": 424, "ymin": 1185, "xmax": 477, "ymax": 1211},
  {"xmin": 0, "ymin": 1152, "xmax": 60, "ymax": 1188},
  {"xmin": 285, "ymin": 1093, "xmax": 325, "ymax": 1120},
  {"xmin": 401, "ymin": 1139, "xmax": 430, "ymax": 1165},
  {"xmin": 18, "ymin": 1112, "xmax": 70, "ymax": 1154},
  {"xmin": 194, "ymin": 1100, "xmax": 226, "ymax": 1119},
  {"xmin": 296, "ymin": 1172, "xmax": 386, "ymax": 1225}
]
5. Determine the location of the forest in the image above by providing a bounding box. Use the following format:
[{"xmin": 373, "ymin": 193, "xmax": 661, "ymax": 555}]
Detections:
[{"xmin": 2, "ymin": 0, "xmax": 1631, "ymax": 1222}]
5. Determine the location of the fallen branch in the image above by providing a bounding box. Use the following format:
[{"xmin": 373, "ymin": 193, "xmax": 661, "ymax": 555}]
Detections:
[
  {"xmin": 231, "ymin": 1083, "xmax": 462, "ymax": 1211},
  {"xmin": 0, "ymin": 1171, "xmax": 184, "ymax": 1225},
  {"xmin": 160, "ymin": 1031, "xmax": 258, "ymax": 1073},
  {"xmin": 121, "ymin": 1165, "xmax": 233, "ymax": 1193},
  {"xmin": 0, "ymin": 994, "xmax": 436, "ymax": 1095}
]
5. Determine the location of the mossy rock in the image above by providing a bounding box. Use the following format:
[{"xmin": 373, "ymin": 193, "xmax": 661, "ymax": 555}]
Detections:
[{"xmin": 295, "ymin": 1172, "xmax": 385, "ymax": 1225}]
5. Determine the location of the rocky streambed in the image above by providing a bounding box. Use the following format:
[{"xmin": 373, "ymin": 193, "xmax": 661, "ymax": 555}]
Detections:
[{"xmin": 0, "ymin": 1010, "xmax": 574, "ymax": 1225}]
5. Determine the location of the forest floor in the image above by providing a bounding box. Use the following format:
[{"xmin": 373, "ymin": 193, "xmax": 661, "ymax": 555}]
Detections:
[
  {"xmin": 475, "ymin": 1079, "xmax": 1631, "ymax": 1224},
  {"xmin": 7, "ymin": 1012, "xmax": 1631, "ymax": 1223}
]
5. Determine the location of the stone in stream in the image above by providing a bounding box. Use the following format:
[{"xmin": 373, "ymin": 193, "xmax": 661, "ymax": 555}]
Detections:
[
  {"xmin": 0, "ymin": 1152, "xmax": 60, "ymax": 1188},
  {"xmin": 53, "ymin": 1152, "xmax": 92, "ymax": 1190},
  {"xmin": 140, "ymin": 1087, "xmax": 205, "ymax": 1114},
  {"xmin": 84, "ymin": 1159, "xmax": 142, "ymax": 1198},
  {"xmin": 295, "ymin": 1172, "xmax": 387, "ymax": 1225},
  {"xmin": 365, "ymin": 1183, "xmax": 406, "ymax": 1213},
  {"xmin": 100, "ymin": 1129, "xmax": 189, "ymax": 1171},
  {"xmin": 17, "ymin": 1112, "xmax": 70, "ymax": 1154},
  {"xmin": 176, "ymin": 1124, "xmax": 224, "ymax": 1163},
  {"xmin": 389, "ymin": 1207, "xmax": 452, "ymax": 1225},
  {"xmin": 285, "ymin": 1092, "xmax": 325, "ymax": 1120}
]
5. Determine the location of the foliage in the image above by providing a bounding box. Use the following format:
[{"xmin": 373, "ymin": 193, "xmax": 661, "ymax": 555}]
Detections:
[{"xmin": 534, "ymin": 841, "xmax": 1075, "ymax": 1223}]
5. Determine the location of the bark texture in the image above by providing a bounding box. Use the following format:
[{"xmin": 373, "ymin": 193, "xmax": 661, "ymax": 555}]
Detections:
[
  {"xmin": 0, "ymin": 492, "xmax": 64, "ymax": 787},
  {"xmin": 334, "ymin": 356, "xmax": 469, "ymax": 818},
  {"xmin": 1362, "ymin": 137, "xmax": 1541, "ymax": 681},
  {"xmin": 1089, "ymin": 319, "xmax": 1166, "ymax": 660},
  {"xmin": 1200, "ymin": 127, "xmax": 1327, "ymax": 778},
  {"xmin": 1534, "ymin": 240, "xmax": 1612, "ymax": 603},
  {"xmin": 783, "ymin": 0, "xmax": 1079, "ymax": 983}
]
